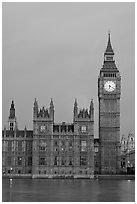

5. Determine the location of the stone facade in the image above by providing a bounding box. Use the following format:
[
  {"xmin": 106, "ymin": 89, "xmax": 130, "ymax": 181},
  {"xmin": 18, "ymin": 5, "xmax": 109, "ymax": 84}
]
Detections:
[
  {"xmin": 32, "ymin": 98, "xmax": 94, "ymax": 178},
  {"xmin": 2, "ymin": 34, "xmax": 125, "ymax": 177},
  {"xmin": 2, "ymin": 102, "xmax": 33, "ymax": 175},
  {"xmin": 121, "ymin": 133, "xmax": 135, "ymax": 174},
  {"xmin": 2, "ymin": 99, "xmax": 94, "ymax": 178}
]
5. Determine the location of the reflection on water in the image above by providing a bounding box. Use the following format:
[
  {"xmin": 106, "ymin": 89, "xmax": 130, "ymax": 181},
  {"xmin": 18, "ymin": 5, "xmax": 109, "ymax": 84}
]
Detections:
[{"xmin": 2, "ymin": 178, "xmax": 135, "ymax": 202}]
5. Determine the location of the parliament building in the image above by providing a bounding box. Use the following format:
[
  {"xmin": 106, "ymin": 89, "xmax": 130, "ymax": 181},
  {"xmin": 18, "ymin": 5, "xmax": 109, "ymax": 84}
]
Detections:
[{"xmin": 2, "ymin": 34, "xmax": 123, "ymax": 178}]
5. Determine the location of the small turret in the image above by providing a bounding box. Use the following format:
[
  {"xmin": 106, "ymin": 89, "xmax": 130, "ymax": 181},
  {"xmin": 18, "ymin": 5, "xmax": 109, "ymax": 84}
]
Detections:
[
  {"xmin": 8, "ymin": 100, "xmax": 17, "ymax": 130},
  {"xmin": 49, "ymin": 98, "xmax": 54, "ymax": 121},
  {"xmin": 89, "ymin": 99, "xmax": 94, "ymax": 113},
  {"xmin": 33, "ymin": 98, "xmax": 38, "ymax": 118},
  {"xmin": 73, "ymin": 99, "xmax": 78, "ymax": 119},
  {"xmin": 9, "ymin": 100, "xmax": 15, "ymax": 119}
]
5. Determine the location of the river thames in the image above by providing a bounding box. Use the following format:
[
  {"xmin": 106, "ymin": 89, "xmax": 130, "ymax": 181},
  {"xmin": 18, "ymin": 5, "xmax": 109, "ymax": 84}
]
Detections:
[{"xmin": 2, "ymin": 178, "xmax": 135, "ymax": 202}]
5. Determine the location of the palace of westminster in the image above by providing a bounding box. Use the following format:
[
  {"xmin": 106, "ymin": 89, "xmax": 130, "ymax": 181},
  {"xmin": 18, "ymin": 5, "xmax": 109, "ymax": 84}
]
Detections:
[{"xmin": 2, "ymin": 34, "xmax": 135, "ymax": 178}]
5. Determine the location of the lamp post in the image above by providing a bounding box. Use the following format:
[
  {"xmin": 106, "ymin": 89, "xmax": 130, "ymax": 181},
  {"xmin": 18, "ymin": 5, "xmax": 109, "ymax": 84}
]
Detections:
[
  {"xmin": 9, "ymin": 167, "xmax": 13, "ymax": 202},
  {"xmin": 10, "ymin": 167, "xmax": 13, "ymax": 180}
]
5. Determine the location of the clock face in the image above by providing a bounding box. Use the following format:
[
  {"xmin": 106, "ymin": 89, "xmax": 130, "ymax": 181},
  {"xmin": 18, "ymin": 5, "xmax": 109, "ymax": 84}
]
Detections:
[{"xmin": 104, "ymin": 81, "xmax": 116, "ymax": 92}]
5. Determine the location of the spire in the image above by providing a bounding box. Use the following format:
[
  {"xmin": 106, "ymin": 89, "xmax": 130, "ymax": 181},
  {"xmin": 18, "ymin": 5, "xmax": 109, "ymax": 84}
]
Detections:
[
  {"xmin": 74, "ymin": 98, "xmax": 78, "ymax": 112},
  {"xmin": 50, "ymin": 98, "xmax": 54, "ymax": 109},
  {"xmin": 103, "ymin": 33, "xmax": 116, "ymax": 64},
  {"xmin": 9, "ymin": 100, "xmax": 15, "ymax": 119},
  {"xmin": 105, "ymin": 32, "xmax": 114, "ymax": 54},
  {"xmin": 89, "ymin": 99, "xmax": 94, "ymax": 121},
  {"xmin": 11, "ymin": 100, "xmax": 14, "ymax": 109},
  {"xmin": 34, "ymin": 98, "xmax": 38, "ymax": 107},
  {"xmin": 73, "ymin": 99, "xmax": 78, "ymax": 120},
  {"xmin": 49, "ymin": 98, "xmax": 54, "ymax": 121},
  {"xmin": 90, "ymin": 99, "xmax": 94, "ymax": 112},
  {"xmin": 33, "ymin": 98, "xmax": 38, "ymax": 118},
  {"xmin": 74, "ymin": 98, "xmax": 77, "ymax": 107}
]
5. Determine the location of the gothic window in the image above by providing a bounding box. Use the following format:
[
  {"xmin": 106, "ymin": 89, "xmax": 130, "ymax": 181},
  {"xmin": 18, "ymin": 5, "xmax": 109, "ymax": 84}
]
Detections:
[
  {"xmin": 106, "ymin": 56, "xmax": 113, "ymax": 61},
  {"xmin": 54, "ymin": 140, "xmax": 58, "ymax": 146},
  {"xmin": 94, "ymin": 147, "xmax": 98, "ymax": 153},
  {"xmin": 68, "ymin": 125, "xmax": 74, "ymax": 132},
  {"xmin": 80, "ymin": 156, "xmax": 87, "ymax": 166},
  {"xmin": 28, "ymin": 156, "xmax": 32, "ymax": 166},
  {"xmin": 61, "ymin": 125, "xmax": 66, "ymax": 132},
  {"xmin": 81, "ymin": 126, "xmax": 87, "ymax": 133},
  {"xmin": 53, "ymin": 125, "xmax": 59, "ymax": 132},
  {"xmin": 17, "ymin": 157, "xmax": 22, "ymax": 166},
  {"xmin": 39, "ymin": 140, "xmax": 46, "ymax": 151},
  {"xmin": 27, "ymin": 141, "xmax": 32, "ymax": 152},
  {"xmin": 81, "ymin": 140, "xmax": 87, "ymax": 152},
  {"xmin": 54, "ymin": 156, "xmax": 58, "ymax": 165},
  {"xmin": 18, "ymin": 141, "xmax": 22, "ymax": 152},
  {"xmin": 7, "ymin": 156, "xmax": 12, "ymax": 166},
  {"xmin": 69, "ymin": 141, "xmax": 72, "ymax": 147},
  {"xmin": 39, "ymin": 157, "xmax": 46, "ymax": 166},
  {"xmin": 10, "ymin": 122, "xmax": 13, "ymax": 130},
  {"xmin": 33, "ymin": 141, "xmax": 37, "ymax": 151},
  {"xmin": 8, "ymin": 141, "xmax": 12, "ymax": 152},
  {"xmin": 69, "ymin": 141, "xmax": 73, "ymax": 150},
  {"xmin": 61, "ymin": 157, "xmax": 65, "ymax": 165},
  {"xmin": 12, "ymin": 141, "xmax": 15, "ymax": 151},
  {"xmin": 69, "ymin": 156, "xmax": 72, "ymax": 166}
]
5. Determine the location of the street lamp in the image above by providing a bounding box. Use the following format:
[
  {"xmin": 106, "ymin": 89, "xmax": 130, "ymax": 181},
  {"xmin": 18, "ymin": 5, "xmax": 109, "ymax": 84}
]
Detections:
[
  {"xmin": 9, "ymin": 167, "xmax": 13, "ymax": 202},
  {"xmin": 10, "ymin": 167, "xmax": 13, "ymax": 179}
]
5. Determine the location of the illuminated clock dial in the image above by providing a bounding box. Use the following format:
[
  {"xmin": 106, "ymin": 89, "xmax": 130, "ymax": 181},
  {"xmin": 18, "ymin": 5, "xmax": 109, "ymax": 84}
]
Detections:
[{"xmin": 104, "ymin": 81, "xmax": 116, "ymax": 92}]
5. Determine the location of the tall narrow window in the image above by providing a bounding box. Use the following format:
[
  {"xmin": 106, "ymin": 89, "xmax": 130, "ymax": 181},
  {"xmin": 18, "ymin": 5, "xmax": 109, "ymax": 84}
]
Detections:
[
  {"xmin": 81, "ymin": 140, "xmax": 87, "ymax": 152},
  {"xmin": 17, "ymin": 157, "xmax": 22, "ymax": 166},
  {"xmin": 54, "ymin": 156, "xmax": 58, "ymax": 166},
  {"xmin": 39, "ymin": 157, "xmax": 46, "ymax": 166},
  {"xmin": 81, "ymin": 126, "xmax": 87, "ymax": 133},
  {"xmin": 80, "ymin": 156, "xmax": 87, "ymax": 166},
  {"xmin": 10, "ymin": 122, "xmax": 13, "ymax": 130}
]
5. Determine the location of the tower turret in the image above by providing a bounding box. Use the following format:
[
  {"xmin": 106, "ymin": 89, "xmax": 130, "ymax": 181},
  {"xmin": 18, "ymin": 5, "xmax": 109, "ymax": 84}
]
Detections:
[
  {"xmin": 8, "ymin": 100, "xmax": 17, "ymax": 130},
  {"xmin": 73, "ymin": 99, "xmax": 78, "ymax": 121},
  {"xmin": 33, "ymin": 98, "xmax": 38, "ymax": 118},
  {"xmin": 9, "ymin": 100, "xmax": 15, "ymax": 119},
  {"xmin": 49, "ymin": 98, "xmax": 54, "ymax": 121},
  {"xmin": 89, "ymin": 99, "xmax": 94, "ymax": 120}
]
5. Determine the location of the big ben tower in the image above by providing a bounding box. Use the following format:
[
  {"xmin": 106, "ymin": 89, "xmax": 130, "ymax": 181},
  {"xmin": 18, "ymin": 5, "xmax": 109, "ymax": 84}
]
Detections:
[{"xmin": 98, "ymin": 33, "xmax": 121, "ymax": 174}]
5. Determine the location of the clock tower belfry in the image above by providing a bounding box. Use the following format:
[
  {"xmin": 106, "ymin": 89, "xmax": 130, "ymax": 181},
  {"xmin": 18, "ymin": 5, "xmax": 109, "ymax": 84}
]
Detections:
[{"xmin": 98, "ymin": 33, "xmax": 121, "ymax": 174}]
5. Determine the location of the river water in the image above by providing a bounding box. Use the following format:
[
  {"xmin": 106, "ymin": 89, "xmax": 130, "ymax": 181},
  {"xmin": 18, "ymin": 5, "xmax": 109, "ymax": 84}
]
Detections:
[{"xmin": 2, "ymin": 178, "xmax": 135, "ymax": 202}]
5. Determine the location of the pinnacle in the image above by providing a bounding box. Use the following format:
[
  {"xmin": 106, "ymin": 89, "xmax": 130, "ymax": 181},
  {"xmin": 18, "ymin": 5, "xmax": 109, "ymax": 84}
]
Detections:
[{"xmin": 105, "ymin": 33, "xmax": 114, "ymax": 54}]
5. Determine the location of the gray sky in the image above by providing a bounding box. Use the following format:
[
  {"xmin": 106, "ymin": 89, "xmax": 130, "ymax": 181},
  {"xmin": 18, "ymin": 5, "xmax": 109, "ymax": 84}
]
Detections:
[{"xmin": 2, "ymin": 2, "xmax": 135, "ymax": 138}]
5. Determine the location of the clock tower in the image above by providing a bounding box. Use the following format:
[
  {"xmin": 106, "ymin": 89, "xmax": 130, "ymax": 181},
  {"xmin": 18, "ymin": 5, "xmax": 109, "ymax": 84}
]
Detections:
[{"xmin": 98, "ymin": 33, "xmax": 121, "ymax": 174}]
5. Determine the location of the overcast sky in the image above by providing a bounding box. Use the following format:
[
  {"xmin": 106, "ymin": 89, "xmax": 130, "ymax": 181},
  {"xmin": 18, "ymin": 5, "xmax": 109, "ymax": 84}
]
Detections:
[{"xmin": 2, "ymin": 2, "xmax": 135, "ymax": 138}]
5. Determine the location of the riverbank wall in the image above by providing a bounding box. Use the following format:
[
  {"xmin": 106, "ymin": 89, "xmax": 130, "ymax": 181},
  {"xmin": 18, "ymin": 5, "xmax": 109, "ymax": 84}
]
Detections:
[{"xmin": 2, "ymin": 174, "xmax": 135, "ymax": 180}]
